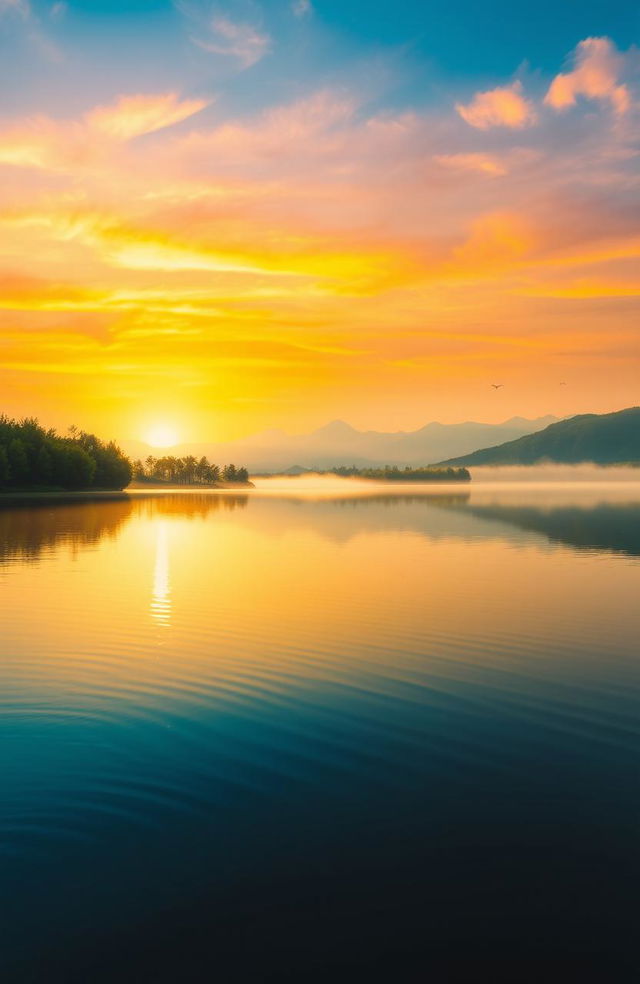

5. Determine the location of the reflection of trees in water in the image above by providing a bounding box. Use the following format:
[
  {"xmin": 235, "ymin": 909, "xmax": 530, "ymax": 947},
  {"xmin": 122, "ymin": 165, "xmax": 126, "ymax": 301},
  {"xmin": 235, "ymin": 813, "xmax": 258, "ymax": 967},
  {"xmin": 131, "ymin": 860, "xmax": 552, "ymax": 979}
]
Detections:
[
  {"xmin": 3, "ymin": 491, "xmax": 638, "ymax": 564},
  {"xmin": 440, "ymin": 501, "xmax": 640, "ymax": 558},
  {"xmin": 271, "ymin": 493, "xmax": 471, "ymax": 511},
  {"xmin": 0, "ymin": 497, "xmax": 134, "ymax": 564},
  {"xmin": 331, "ymin": 493, "xmax": 471, "ymax": 510},
  {"xmin": 132, "ymin": 494, "xmax": 249, "ymax": 520},
  {"xmin": 0, "ymin": 493, "xmax": 250, "ymax": 564}
]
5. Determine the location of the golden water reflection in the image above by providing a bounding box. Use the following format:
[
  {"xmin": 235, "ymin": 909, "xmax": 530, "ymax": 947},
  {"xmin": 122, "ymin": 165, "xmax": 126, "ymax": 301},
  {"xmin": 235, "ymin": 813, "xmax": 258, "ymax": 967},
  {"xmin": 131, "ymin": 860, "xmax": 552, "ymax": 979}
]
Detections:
[
  {"xmin": 151, "ymin": 522, "xmax": 171, "ymax": 627},
  {"xmin": 2, "ymin": 487, "xmax": 640, "ymax": 565}
]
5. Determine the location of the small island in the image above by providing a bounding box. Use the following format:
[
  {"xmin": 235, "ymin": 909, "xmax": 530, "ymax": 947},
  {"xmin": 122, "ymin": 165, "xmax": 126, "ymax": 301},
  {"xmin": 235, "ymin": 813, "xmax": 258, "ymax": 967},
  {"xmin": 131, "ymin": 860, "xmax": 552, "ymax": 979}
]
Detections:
[
  {"xmin": 290, "ymin": 465, "xmax": 471, "ymax": 482},
  {"xmin": 132, "ymin": 455, "xmax": 253, "ymax": 488}
]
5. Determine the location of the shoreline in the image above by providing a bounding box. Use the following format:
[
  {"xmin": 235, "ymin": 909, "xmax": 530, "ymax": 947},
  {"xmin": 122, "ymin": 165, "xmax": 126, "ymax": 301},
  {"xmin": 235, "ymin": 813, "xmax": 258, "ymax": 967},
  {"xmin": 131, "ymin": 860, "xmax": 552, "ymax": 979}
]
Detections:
[
  {"xmin": 128, "ymin": 480, "xmax": 254, "ymax": 490},
  {"xmin": 0, "ymin": 481, "xmax": 254, "ymax": 505}
]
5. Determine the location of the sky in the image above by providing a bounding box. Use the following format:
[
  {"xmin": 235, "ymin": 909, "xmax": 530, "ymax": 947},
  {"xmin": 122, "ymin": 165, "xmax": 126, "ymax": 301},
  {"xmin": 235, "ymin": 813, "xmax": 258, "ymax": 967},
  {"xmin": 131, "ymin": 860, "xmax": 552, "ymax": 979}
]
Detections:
[{"xmin": 0, "ymin": 0, "xmax": 639, "ymax": 445}]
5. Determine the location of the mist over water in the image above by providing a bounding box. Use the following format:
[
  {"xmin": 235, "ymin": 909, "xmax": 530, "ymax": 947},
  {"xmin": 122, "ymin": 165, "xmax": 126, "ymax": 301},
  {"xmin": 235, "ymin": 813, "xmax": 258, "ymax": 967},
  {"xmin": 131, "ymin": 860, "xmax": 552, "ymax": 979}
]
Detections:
[
  {"xmin": 252, "ymin": 465, "xmax": 640, "ymax": 493},
  {"xmin": 469, "ymin": 464, "xmax": 640, "ymax": 483},
  {"xmin": 1, "ymin": 484, "xmax": 640, "ymax": 981}
]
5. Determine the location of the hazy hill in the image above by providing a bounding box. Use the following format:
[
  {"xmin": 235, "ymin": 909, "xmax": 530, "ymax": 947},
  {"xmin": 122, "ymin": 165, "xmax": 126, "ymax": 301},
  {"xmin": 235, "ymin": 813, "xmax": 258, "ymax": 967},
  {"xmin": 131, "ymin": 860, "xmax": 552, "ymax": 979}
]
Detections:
[
  {"xmin": 438, "ymin": 407, "xmax": 640, "ymax": 466},
  {"xmin": 123, "ymin": 416, "xmax": 556, "ymax": 473}
]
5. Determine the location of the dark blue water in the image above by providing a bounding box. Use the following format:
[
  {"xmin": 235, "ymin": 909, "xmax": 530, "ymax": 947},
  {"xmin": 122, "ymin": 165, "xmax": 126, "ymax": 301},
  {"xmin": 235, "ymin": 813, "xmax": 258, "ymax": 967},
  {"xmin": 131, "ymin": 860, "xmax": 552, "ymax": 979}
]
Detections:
[{"xmin": 1, "ymin": 486, "xmax": 639, "ymax": 981}]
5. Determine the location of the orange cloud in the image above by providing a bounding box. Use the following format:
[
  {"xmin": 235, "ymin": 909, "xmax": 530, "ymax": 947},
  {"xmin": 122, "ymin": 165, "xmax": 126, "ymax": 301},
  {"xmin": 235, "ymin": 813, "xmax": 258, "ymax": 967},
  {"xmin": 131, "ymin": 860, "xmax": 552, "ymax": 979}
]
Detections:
[
  {"xmin": 435, "ymin": 153, "xmax": 508, "ymax": 176},
  {"xmin": 545, "ymin": 38, "xmax": 630, "ymax": 115},
  {"xmin": 456, "ymin": 81, "xmax": 536, "ymax": 129},
  {"xmin": 86, "ymin": 92, "xmax": 210, "ymax": 141},
  {"xmin": 463, "ymin": 211, "xmax": 536, "ymax": 256},
  {"xmin": 0, "ymin": 91, "xmax": 209, "ymax": 173}
]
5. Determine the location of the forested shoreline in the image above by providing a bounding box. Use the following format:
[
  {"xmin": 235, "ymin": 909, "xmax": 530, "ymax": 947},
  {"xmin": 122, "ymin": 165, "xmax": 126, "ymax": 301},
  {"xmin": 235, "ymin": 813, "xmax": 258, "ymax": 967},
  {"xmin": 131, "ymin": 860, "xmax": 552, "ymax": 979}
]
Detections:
[
  {"xmin": 0, "ymin": 417, "xmax": 132, "ymax": 491},
  {"xmin": 320, "ymin": 465, "xmax": 470, "ymax": 482}
]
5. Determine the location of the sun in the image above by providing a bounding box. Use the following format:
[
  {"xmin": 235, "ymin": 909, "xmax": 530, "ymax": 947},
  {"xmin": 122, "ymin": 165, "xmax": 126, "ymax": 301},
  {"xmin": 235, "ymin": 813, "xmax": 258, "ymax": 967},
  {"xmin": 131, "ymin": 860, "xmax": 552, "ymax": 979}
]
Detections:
[{"xmin": 146, "ymin": 424, "xmax": 179, "ymax": 448}]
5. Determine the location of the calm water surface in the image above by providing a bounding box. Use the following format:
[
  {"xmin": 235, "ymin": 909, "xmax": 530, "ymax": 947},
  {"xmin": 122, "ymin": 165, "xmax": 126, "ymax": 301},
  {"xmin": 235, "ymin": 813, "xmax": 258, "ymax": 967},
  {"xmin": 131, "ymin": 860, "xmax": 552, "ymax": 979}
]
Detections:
[{"xmin": 1, "ymin": 483, "xmax": 640, "ymax": 981}]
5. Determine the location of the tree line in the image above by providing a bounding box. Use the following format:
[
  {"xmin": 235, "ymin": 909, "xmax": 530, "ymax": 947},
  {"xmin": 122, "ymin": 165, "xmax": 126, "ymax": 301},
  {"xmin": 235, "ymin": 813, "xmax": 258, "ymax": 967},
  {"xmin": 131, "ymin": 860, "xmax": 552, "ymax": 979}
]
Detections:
[
  {"xmin": 328, "ymin": 465, "xmax": 471, "ymax": 482},
  {"xmin": 133, "ymin": 455, "xmax": 249, "ymax": 485},
  {"xmin": 0, "ymin": 417, "xmax": 132, "ymax": 491}
]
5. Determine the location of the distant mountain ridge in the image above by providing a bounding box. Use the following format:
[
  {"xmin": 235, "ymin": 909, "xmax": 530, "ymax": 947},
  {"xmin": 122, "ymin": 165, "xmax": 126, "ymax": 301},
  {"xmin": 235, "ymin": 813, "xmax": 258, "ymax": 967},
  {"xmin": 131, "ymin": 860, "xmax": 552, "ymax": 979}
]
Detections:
[
  {"xmin": 123, "ymin": 416, "xmax": 557, "ymax": 473},
  {"xmin": 438, "ymin": 407, "xmax": 640, "ymax": 466}
]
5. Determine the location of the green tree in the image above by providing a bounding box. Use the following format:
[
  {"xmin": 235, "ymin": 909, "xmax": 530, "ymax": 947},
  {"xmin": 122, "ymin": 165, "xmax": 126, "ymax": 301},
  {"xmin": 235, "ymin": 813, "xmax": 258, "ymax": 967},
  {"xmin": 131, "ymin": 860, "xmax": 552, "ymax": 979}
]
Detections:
[
  {"xmin": 0, "ymin": 446, "xmax": 10, "ymax": 485},
  {"xmin": 35, "ymin": 445, "xmax": 53, "ymax": 485},
  {"xmin": 0, "ymin": 416, "xmax": 132, "ymax": 492},
  {"xmin": 51, "ymin": 445, "xmax": 96, "ymax": 489},
  {"xmin": 8, "ymin": 438, "xmax": 28, "ymax": 485}
]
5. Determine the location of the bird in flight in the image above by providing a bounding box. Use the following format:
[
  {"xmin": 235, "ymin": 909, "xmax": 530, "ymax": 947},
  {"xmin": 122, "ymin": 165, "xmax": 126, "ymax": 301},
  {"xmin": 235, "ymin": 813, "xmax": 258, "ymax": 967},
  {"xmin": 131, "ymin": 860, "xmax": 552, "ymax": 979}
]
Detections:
[
  {"xmin": 491, "ymin": 383, "xmax": 504, "ymax": 389},
  {"xmin": 559, "ymin": 382, "xmax": 567, "ymax": 386}
]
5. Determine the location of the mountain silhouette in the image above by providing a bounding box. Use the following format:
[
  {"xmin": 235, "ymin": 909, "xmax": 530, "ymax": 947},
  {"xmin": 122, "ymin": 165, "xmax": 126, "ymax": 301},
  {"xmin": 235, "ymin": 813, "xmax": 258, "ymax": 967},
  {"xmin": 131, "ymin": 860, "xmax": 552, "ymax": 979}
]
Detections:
[
  {"xmin": 123, "ymin": 416, "xmax": 556, "ymax": 472},
  {"xmin": 438, "ymin": 407, "xmax": 640, "ymax": 466}
]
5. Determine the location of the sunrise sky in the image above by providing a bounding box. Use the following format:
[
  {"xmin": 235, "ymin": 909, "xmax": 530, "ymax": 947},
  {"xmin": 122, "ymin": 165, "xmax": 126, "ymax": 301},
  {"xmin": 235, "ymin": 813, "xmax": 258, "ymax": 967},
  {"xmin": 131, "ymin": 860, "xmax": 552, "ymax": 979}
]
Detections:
[{"xmin": 1, "ymin": 0, "xmax": 638, "ymax": 444}]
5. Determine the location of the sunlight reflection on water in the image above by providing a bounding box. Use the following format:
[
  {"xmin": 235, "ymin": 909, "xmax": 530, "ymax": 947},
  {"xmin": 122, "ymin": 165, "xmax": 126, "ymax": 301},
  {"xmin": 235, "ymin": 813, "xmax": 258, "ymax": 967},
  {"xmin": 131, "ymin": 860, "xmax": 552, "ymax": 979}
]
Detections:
[
  {"xmin": 150, "ymin": 521, "xmax": 171, "ymax": 628},
  {"xmin": 1, "ymin": 484, "xmax": 640, "ymax": 981}
]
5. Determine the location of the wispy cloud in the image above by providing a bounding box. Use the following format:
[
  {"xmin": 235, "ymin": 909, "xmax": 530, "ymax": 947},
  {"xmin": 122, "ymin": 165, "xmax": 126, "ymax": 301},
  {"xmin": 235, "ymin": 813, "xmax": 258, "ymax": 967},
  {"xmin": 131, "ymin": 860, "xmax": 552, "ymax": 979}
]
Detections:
[
  {"xmin": 194, "ymin": 15, "xmax": 270, "ymax": 67},
  {"xmin": 0, "ymin": 0, "xmax": 31, "ymax": 18},
  {"xmin": 177, "ymin": 3, "xmax": 271, "ymax": 69},
  {"xmin": 0, "ymin": 0, "xmax": 64, "ymax": 62},
  {"xmin": 435, "ymin": 153, "xmax": 508, "ymax": 177},
  {"xmin": 291, "ymin": 0, "xmax": 312, "ymax": 18},
  {"xmin": 87, "ymin": 92, "xmax": 210, "ymax": 141},
  {"xmin": 49, "ymin": 1, "xmax": 67, "ymax": 21},
  {"xmin": 456, "ymin": 80, "xmax": 536, "ymax": 130},
  {"xmin": 0, "ymin": 91, "xmax": 209, "ymax": 171},
  {"xmin": 545, "ymin": 37, "xmax": 631, "ymax": 115}
]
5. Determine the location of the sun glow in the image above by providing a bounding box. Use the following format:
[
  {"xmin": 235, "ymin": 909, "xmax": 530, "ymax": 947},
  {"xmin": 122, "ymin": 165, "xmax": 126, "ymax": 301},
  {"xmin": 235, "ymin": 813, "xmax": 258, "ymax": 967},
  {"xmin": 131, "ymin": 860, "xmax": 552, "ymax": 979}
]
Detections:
[{"xmin": 146, "ymin": 425, "xmax": 179, "ymax": 448}]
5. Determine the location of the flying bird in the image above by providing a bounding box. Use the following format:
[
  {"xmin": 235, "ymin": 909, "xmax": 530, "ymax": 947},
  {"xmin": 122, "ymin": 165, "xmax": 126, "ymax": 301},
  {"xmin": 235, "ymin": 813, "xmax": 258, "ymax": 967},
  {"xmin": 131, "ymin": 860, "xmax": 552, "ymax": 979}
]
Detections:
[
  {"xmin": 491, "ymin": 383, "xmax": 504, "ymax": 389},
  {"xmin": 560, "ymin": 382, "xmax": 567, "ymax": 386}
]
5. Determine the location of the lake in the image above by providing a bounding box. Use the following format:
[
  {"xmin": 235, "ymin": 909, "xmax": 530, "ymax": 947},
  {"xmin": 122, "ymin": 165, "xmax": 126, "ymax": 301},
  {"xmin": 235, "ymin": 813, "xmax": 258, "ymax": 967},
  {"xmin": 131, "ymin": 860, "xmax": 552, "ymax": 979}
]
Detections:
[{"xmin": 2, "ymin": 482, "xmax": 640, "ymax": 981}]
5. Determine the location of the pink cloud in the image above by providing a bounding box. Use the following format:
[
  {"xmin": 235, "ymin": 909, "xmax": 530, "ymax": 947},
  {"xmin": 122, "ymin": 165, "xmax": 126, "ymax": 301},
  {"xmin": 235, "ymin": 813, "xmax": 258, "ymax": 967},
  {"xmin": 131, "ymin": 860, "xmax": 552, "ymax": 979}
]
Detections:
[
  {"xmin": 177, "ymin": 89, "xmax": 358, "ymax": 168},
  {"xmin": 545, "ymin": 37, "xmax": 631, "ymax": 115},
  {"xmin": 456, "ymin": 80, "xmax": 536, "ymax": 130}
]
